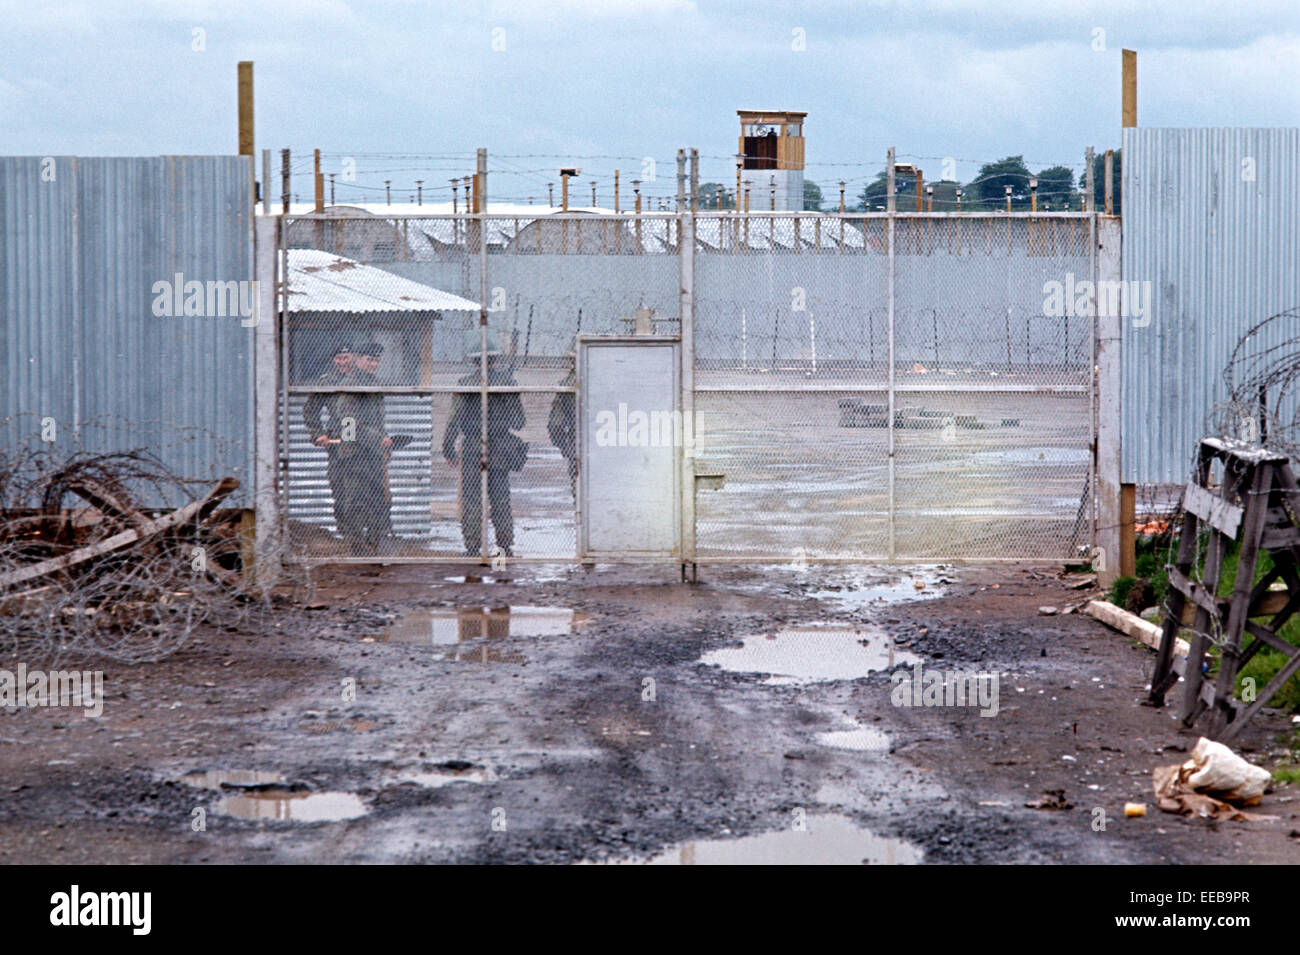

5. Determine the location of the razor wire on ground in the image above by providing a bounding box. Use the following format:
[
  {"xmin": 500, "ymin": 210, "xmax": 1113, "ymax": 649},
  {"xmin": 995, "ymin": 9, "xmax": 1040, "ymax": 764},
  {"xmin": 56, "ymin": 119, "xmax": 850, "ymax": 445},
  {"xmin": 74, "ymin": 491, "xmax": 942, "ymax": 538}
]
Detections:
[{"xmin": 0, "ymin": 415, "xmax": 302, "ymax": 663}]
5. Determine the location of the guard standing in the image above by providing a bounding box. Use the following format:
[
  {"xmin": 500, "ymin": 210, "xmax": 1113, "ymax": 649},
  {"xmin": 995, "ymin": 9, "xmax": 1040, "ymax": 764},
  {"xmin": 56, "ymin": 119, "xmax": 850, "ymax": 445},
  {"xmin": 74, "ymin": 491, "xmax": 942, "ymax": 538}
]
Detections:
[
  {"xmin": 351, "ymin": 342, "xmax": 394, "ymax": 554},
  {"xmin": 302, "ymin": 340, "xmax": 359, "ymax": 547},
  {"xmin": 442, "ymin": 330, "xmax": 527, "ymax": 557},
  {"xmin": 548, "ymin": 366, "xmax": 577, "ymax": 500}
]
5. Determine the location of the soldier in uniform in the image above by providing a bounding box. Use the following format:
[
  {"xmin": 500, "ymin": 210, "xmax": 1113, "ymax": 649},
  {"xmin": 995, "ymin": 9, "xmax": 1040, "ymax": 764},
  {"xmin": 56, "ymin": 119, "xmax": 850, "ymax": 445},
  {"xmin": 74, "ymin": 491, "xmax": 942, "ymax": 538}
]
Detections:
[
  {"xmin": 548, "ymin": 366, "xmax": 578, "ymax": 500},
  {"xmin": 442, "ymin": 330, "xmax": 527, "ymax": 557},
  {"xmin": 351, "ymin": 342, "xmax": 394, "ymax": 554},
  {"xmin": 303, "ymin": 341, "xmax": 359, "ymax": 548}
]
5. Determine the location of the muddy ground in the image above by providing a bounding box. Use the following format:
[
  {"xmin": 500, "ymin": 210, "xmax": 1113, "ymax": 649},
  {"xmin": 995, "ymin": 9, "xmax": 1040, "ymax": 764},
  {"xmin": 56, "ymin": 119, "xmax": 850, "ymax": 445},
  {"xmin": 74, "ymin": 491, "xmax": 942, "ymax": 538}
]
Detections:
[{"xmin": 2, "ymin": 562, "xmax": 1298, "ymax": 864}]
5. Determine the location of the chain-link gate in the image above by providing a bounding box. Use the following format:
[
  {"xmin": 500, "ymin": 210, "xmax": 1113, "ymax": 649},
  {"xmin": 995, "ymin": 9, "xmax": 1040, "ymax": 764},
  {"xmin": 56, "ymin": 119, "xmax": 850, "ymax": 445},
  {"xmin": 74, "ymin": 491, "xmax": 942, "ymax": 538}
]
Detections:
[{"xmin": 276, "ymin": 209, "xmax": 1095, "ymax": 563}]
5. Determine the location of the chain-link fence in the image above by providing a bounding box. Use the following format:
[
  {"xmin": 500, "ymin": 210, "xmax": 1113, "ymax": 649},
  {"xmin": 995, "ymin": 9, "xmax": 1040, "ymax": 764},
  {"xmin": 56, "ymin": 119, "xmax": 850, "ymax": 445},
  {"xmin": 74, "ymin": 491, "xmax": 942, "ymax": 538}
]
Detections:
[
  {"xmin": 279, "ymin": 210, "xmax": 1096, "ymax": 562},
  {"xmin": 891, "ymin": 215, "xmax": 1094, "ymax": 559},
  {"xmin": 281, "ymin": 212, "xmax": 678, "ymax": 561}
]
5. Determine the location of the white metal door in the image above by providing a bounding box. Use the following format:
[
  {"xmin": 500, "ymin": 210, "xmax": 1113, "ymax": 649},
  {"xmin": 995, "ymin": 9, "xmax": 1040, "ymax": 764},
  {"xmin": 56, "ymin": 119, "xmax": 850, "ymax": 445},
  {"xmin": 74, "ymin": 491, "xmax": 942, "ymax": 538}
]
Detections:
[{"xmin": 579, "ymin": 338, "xmax": 681, "ymax": 557}]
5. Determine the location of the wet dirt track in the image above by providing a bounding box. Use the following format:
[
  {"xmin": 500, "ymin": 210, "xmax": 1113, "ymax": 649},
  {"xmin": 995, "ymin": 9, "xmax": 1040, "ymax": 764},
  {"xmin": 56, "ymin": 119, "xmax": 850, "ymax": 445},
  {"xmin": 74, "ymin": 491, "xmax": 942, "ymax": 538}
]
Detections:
[{"xmin": 2, "ymin": 563, "xmax": 1298, "ymax": 864}]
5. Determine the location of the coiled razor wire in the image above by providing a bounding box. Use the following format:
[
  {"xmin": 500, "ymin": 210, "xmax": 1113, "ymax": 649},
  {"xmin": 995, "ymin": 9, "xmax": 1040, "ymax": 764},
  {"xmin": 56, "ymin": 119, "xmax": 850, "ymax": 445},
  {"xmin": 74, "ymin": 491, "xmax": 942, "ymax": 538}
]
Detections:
[
  {"xmin": 1149, "ymin": 308, "xmax": 1300, "ymax": 652},
  {"xmin": 0, "ymin": 414, "xmax": 304, "ymax": 664}
]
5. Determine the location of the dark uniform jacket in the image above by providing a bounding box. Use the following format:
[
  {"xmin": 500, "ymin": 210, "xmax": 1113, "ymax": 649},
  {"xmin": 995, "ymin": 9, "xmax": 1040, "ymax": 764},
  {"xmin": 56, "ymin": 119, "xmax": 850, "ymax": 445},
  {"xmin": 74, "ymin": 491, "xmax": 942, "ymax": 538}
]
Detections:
[
  {"xmin": 303, "ymin": 369, "xmax": 386, "ymax": 458},
  {"xmin": 442, "ymin": 368, "xmax": 527, "ymax": 470},
  {"xmin": 303, "ymin": 368, "xmax": 352, "ymax": 447},
  {"xmin": 547, "ymin": 369, "xmax": 577, "ymax": 462}
]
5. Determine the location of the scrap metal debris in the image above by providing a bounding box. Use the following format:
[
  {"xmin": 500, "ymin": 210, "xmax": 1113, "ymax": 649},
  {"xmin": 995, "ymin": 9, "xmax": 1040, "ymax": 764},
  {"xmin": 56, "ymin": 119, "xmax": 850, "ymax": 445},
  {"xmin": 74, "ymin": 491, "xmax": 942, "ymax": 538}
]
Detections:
[{"xmin": 0, "ymin": 444, "xmax": 273, "ymax": 662}]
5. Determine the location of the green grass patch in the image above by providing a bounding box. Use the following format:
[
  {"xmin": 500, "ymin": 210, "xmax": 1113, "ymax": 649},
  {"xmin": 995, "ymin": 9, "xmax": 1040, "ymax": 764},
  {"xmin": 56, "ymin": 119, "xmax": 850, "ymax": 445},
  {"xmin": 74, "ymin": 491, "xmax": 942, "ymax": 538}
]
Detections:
[
  {"xmin": 1108, "ymin": 575, "xmax": 1136, "ymax": 607},
  {"xmin": 1272, "ymin": 765, "xmax": 1300, "ymax": 784}
]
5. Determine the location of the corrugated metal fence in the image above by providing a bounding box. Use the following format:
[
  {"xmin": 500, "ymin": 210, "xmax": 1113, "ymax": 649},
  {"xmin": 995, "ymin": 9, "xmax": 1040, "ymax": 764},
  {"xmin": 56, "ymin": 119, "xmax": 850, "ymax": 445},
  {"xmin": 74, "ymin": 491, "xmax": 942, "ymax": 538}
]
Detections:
[
  {"xmin": 1121, "ymin": 127, "xmax": 1300, "ymax": 483},
  {"xmin": 1, "ymin": 155, "xmax": 255, "ymax": 504}
]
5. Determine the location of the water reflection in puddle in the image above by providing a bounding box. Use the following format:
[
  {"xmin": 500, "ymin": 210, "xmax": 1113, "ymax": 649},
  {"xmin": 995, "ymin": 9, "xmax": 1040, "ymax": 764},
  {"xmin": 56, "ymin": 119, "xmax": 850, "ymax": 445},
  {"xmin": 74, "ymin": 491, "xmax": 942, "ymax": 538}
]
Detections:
[
  {"xmin": 214, "ymin": 791, "xmax": 368, "ymax": 823},
  {"xmin": 177, "ymin": 770, "xmax": 368, "ymax": 822},
  {"xmin": 382, "ymin": 606, "xmax": 590, "ymax": 661},
  {"xmin": 605, "ymin": 814, "xmax": 921, "ymax": 865},
  {"xmin": 701, "ymin": 626, "xmax": 920, "ymax": 685}
]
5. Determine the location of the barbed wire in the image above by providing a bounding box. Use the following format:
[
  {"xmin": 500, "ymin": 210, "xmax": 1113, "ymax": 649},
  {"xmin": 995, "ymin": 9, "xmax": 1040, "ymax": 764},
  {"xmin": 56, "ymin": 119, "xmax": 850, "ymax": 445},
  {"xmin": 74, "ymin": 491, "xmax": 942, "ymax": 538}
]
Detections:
[{"xmin": 0, "ymin": 414, "xmax": 302, "ymax": 664}]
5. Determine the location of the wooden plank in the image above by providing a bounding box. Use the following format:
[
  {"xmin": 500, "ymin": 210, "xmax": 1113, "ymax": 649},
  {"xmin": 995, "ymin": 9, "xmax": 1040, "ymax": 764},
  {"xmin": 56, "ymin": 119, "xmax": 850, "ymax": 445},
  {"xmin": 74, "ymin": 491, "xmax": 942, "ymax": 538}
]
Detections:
[
  {"xmin": 1151, "ymin": 498, "xmax": 1203, "ymax": 699},
  {"xmin": 1260, "ymin": 525, "xmax": 1300, "ymax": 549},
  {"xmin": 1122, "ymin": 49, "xmax": 1137, "ymax": 127},
  {"xmin": 1120, "ymin": 483, "xmax": 1136, "ymax": 576},
  {"xmin": 1220, "ymin": 647, "xmax": 1300, "ymax": 743},
  {"xmin": 0, "ymin": 478, "xmax": 239, "ymax": 590},
  {"xmin": 1211, "ymin": 461, "xmax": 1274, "ymax": 728},
  {"xmin": 68, "ymin": 479, "xmax": 147, "ymax": 530},
  {"xmin": 1085, "ymin": 599, "xmax": 1189, "ymax": 657},
  {"xmin": 1168, "ymin": 578, "xmax": 1284, "ymax": 625},
  {"xmin": 1249, "ymin": 583, "xmax": 1291, "ymax": 617},
  {"xmin": 237, "ymin": 61, "xmax": 254, "ymax": 157},
  {"xmin": 1181, "ymin": 515, "xmax": 1232, "ymax": 723},
  {"xmin": 1166, "ymin": 564, "xmax": 1224, "ymax": 617},
  {"xmin": 1243, "ymin": 620, "xmax": 1299, "ymax": 656},
  {"xmin": 1200, "ymin": 436, "xmax": 1288, "ymax": 463},
  {"xmin": 1182, "ymin": 482, "xmax": 1244, "ymax": 539}
]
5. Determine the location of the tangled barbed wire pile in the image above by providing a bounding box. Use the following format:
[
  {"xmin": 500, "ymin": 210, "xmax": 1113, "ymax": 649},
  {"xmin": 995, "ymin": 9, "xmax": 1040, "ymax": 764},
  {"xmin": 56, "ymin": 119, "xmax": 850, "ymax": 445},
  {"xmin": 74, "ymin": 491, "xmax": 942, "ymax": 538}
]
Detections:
[{"xmin": 0, "ymin": 430, "xmax": 285, "ymax": 664}]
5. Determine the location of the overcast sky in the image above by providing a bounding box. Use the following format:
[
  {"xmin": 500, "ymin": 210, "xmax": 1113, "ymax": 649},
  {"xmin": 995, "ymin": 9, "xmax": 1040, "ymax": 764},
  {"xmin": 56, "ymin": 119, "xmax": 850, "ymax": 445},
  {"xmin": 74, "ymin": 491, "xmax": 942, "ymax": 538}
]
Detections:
[{"xmin": 3, "ymin": 0, "xmax": 1299, "ymax": 203}]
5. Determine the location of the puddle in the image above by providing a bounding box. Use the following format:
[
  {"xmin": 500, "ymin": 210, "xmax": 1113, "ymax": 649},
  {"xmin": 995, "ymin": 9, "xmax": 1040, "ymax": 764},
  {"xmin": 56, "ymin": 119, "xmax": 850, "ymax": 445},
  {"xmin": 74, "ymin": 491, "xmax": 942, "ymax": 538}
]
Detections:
[
  {"xmin": 178, "ymin": 770, "xmax": 368, "ymax": 822},
  {"xmin": 214, "ymin": 791, "xmax": 368, "ymax": 823},
  {"xmin": 969, "ymin": 447, "xmax": 1090, "ymax": 467},
  {"xmin": 816, "ymin": 724, "xmax": 891, "ymax": 751},
  {"xmin": 603, "ymin": 814, "xmax": 921, "ymax": 865},
  {"xmin": 382, "ymin": 606, "xmax": 590, "ymax": 657},
  {"xmin": 399, "ymin": 766, "xmax": 498, "ymax": 788},
  {"xmin": 443, "ymin": 575, "xmax": 507, "ymax": 584},
  {"xmin": 700, "ymin": 625, "xmax": 920, "ymax": 685},
  {"xmin": 810, "ymin": 575, "xmax": 945, "ymax": 610}
]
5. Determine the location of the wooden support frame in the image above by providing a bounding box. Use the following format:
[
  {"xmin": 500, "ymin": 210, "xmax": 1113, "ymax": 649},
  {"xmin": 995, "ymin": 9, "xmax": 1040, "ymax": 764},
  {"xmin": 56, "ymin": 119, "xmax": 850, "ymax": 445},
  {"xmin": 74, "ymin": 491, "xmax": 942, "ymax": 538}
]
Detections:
[{"xmin": 1149, "ymin": 438, "xmax": 1300, "ymax": 741}]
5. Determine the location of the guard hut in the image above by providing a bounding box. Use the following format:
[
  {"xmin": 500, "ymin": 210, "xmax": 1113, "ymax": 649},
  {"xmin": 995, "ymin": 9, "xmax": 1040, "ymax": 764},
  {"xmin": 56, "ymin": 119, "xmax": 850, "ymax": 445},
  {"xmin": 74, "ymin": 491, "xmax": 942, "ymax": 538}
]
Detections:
[
  {"xmin": 283, "ymin": 250, "xmax": 479, "ymax": 549},
  {"xmin": 737, "ymin": 109, "xmax": 806, "ymax": 211}
]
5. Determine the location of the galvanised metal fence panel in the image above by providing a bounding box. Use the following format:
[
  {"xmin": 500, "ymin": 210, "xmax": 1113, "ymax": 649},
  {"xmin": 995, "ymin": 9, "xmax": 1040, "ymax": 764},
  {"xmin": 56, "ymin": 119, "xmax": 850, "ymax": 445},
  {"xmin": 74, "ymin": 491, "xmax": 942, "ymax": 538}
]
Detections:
[
  {"xmin": 484, "ymin": 215, "xmax": 680, "ymax": 560},
  {"xmin": 2, "ymin": 155, "xmax": 255, "ymax": 504},
  {"xmin": 279, "ymin": 210, "xmax": 1096, "ymax": 563},
  {"xmin": 1121, "ymin": 127, "xmax": 1300, "ymax": 484}
]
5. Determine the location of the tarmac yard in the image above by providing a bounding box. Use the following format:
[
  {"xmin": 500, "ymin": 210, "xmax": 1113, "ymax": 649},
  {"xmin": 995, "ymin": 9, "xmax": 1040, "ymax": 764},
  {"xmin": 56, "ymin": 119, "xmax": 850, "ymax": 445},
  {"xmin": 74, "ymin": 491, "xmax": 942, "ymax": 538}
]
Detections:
[{"xmin": 2, "ymin": 562, "xmax": 1298, "ymax": 865}]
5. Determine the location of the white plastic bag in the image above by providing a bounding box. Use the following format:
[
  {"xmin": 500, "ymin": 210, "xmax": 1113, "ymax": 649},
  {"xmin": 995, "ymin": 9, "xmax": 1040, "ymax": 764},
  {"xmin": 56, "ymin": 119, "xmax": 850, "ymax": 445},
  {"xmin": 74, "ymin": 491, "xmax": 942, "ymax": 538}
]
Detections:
[{"xmin": 1184, "ymin": 736, "xmax": 1272, "ymax": 804}]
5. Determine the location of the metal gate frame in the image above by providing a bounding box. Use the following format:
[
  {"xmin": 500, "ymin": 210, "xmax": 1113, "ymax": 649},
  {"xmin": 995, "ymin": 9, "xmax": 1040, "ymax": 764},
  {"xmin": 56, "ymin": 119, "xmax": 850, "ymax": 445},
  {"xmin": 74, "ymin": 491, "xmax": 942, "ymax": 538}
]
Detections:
[
  {"xmin": 683, "ymin": 207, "xmax": 1102, "ymax": 565},
  {"xmin": 256, "ymin": 201, "xmax": 1110, "ymax": 566}
]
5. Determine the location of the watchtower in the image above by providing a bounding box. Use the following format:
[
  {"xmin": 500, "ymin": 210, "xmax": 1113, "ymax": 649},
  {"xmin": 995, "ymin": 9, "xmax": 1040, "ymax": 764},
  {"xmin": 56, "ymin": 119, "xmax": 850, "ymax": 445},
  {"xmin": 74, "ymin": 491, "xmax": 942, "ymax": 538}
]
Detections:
[{"xmin": 737, "ymin": 109, "xmax": 806, "ymax": 211}]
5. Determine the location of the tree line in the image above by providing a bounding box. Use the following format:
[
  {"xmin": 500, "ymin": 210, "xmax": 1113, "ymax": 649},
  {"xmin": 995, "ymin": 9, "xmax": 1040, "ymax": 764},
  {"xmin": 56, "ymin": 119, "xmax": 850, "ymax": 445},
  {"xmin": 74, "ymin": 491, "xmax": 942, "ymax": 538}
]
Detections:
[{"xmin": 698, "ymin": 151, "xmax": 1121, "ymax": 214}]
